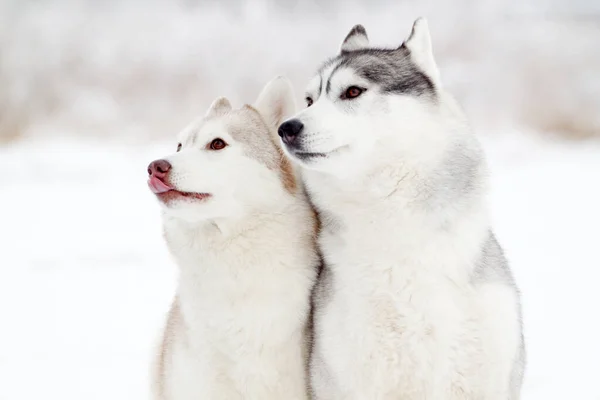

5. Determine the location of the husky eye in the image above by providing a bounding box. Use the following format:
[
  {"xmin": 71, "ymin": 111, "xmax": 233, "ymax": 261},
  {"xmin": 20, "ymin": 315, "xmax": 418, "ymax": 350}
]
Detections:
[
  {"xmin": 209, "ymin": 138, "xmax": 227, "ymax": 151},
  {"xmin": 342, "ymin": 86, "xmax": 365, "ymax": 100},
  {"xmin": 176, "ymin": 143, "xmax": 182, "ymax": 152},
  {"xmin": 306, "ymin": 97, "xmax": 313, "ymax": 107}
]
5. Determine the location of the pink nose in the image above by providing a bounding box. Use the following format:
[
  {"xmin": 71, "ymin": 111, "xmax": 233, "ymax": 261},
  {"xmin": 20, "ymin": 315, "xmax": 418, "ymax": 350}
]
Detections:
[{"xmin": 147, "ymin": 159, "xmax": 171, "ymax": 178}]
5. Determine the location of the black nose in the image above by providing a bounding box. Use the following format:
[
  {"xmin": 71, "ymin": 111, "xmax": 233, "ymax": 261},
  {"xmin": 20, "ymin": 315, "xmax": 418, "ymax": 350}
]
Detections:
[{"xmin": 278, "ymin": 119, "xmax": 304, "ymax": 146}]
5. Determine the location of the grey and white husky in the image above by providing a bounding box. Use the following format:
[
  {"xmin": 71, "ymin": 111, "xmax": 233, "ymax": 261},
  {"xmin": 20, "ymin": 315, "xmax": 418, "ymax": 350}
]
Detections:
[{"xmin": 278, "ymin": 18, "xmax": 525, "ymax": 399}]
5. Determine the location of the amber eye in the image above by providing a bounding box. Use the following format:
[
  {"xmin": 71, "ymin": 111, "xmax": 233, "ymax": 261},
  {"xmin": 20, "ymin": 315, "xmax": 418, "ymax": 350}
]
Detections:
[
  {"xmin": 176, "ymin": 143, "xmax": 182, "ymax": 152},
  {"xmin": 209, "ymin": 138, "xmax": 227, "ymax": 150},
  {"xmin": 306, "ymin": 97, "xmax": 314, "ymax": 107},
  {"xmin": 342, "ymin": 86, "xmax": 364, "ymax": 100}
]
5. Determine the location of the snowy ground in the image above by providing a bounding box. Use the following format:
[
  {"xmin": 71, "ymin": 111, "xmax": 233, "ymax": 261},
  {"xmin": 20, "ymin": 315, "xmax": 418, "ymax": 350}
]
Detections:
[{"xmin": 1, "ymin": 133, "xmax": 600, "ymax": 399}]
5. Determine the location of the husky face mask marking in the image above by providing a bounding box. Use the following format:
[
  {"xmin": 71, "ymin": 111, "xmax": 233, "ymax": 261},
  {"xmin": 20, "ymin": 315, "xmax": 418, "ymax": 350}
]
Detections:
[
  {"xmin": 279, "ymin": 19, "xmax": 439, "ymax": 177},
  {"xmin": 292, "ymin": 18, "xmax": 525, "ymax": 400}
]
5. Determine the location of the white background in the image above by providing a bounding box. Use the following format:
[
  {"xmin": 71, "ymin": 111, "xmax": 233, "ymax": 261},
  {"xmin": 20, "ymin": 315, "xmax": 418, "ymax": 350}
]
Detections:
[{"xmin": 1, "ymin": 1, "xmax": 599, "ymax": 399}]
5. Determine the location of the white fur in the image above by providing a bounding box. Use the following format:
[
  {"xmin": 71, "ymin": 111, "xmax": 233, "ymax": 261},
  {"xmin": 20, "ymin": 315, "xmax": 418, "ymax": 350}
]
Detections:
[
  {"xmin": 340, "ymin": 25, "xmax": 369, "ymax": 53},
  {"xmin": 284, "ymin": 19, "xmax": 523, "ymax": 399},
  {"xmin": 405, "ymin": 18, "xmax": 441, "ymax": 85},
  {"xmin": 150, "ymin": 77, "xmax": 318, "ymax": 400}
]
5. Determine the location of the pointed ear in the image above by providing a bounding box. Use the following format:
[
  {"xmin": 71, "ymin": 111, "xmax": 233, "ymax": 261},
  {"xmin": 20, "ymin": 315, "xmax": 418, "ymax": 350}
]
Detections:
[
  {"xmin": 404, "ymin": 18, "xmax": 441, "ymax": 85},
  {"xmin": 254, "ymin": 76, "xmax": 296, "ymax": 134},
  {"xmin": 205, "ymin": 97, "xmax": 232, "ymax": 118},
  {"xmin": 340, "ymin": 24, "xmax": 369, "ymax": 53}
]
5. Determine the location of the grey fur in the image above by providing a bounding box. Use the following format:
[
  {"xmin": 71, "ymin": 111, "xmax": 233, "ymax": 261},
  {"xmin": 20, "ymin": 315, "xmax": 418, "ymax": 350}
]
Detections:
[
  {"xmin": 340, "ymin": 24, "xmax": 369, "ymax": 54},
  {"xmin": 312, "ymin": 262, "xmax": 334, "ymax": 319},
  {"xmin": 472, "ymin": 232, "xmax": 527, "ymax": 398},
  {"xmin": 471, "ymin": 232, "xmax": 517, "ymax": 288},
  {"xmin": 320, "ymin": 46, "xmax": 435, "ymax": 98},
  {"xmin": 412, "ymin": 141, "xmax": 483, "ymax": 211},
  {"xmin": 308, "ymin": 263, "xmax": 335, "ymax": 398},
  {"xmin": 341, "ymin": 24, "xmax": 368, "ymax": 54},
  {"xmin": 300, "ymin": 20, "xmax": 525, "ymax": 398},
  {"xmin": 317, "ymin": 76, "xmax": 323, "ymax": 98}
]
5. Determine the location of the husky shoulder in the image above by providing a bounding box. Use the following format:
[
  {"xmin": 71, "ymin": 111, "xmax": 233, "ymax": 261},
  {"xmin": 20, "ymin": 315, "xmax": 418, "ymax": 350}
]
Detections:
[{"xmin": 279, "ymin": 18, "xmax": 525, "ymax": 400}]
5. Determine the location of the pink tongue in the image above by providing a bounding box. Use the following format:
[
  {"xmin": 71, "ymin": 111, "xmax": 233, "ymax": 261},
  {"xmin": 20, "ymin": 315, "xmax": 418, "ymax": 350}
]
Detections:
[{"xmin": 148, "ymin": 175, "xmax": 173, "ymax": 194}]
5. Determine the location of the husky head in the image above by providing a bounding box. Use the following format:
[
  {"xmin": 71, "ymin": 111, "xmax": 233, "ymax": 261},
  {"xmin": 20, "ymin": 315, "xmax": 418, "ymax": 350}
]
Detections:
[
  {"xmin": 147, "ymin": 77, "xmax": 297, "ymax": 222},
  {"xmin": 279, "ymin": 18, "xmax": 451, "ymax": 178}
]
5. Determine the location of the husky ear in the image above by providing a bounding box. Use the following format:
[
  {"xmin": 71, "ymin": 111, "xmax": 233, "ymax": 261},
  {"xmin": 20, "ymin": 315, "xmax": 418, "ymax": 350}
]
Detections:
[
  {"xmin": 340, "ymin": 25, "xmax": 369, "ymax": 53},
  {"xmin": 403, "ymin": 18, "xmax": 441, "ymax": 84},
  {"xmin": 254, "ymin": 76, "xmax": 296, "ymax": 134},
  {"xmin": 206, "ymin": 97, "xmax": 232, "ymax": 118}
]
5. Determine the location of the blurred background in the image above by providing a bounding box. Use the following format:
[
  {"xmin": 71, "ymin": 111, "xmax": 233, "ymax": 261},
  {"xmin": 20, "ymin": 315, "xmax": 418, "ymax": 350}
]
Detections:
[
  {"xmin": 1, "ymin": 0, "xmax": 599, "ymax": 399},
  {"xmin": 1, "ymin": 0, "xmax": 600, "ymax": 142}
]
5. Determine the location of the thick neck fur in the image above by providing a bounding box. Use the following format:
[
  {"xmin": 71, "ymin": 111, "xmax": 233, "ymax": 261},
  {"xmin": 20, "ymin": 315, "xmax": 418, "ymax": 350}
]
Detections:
[
  {"xmin": 162, "ymin": 192, "xmax": 316, "ymax": 345},
  {"xmin": 304, "ymin": 105, "xmax": 490, "ymax": 283}
]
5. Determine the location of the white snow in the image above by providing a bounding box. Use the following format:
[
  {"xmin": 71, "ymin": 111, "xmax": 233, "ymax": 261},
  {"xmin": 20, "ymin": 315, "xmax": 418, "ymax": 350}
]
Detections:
[
  {"xmin": 1, "ymin": 134, "xmax": 599, "ymax": 399},
  {"xmin": 1, "ymin": 0, "xmax": 600, "ymax": 398}
]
